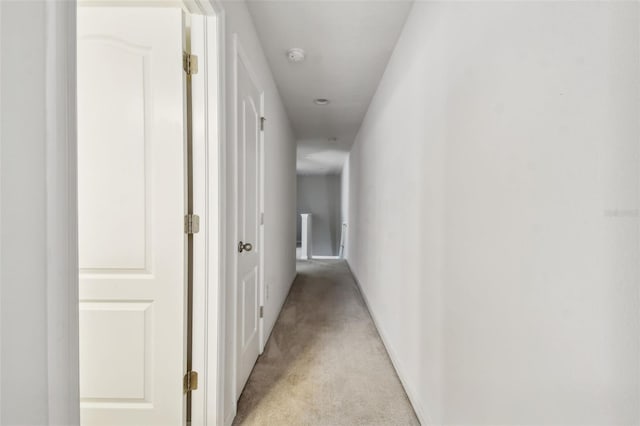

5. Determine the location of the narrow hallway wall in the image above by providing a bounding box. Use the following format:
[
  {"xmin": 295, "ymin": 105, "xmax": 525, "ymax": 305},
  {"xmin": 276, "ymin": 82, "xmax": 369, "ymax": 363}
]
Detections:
[
  {"xmin": 346, "ymin": 2, "xmax": 640, "ymax": 425},
  {"xmin": 1, "ymin": 2, "xmax": 79, "ymax": 424},
  {"xmin": 1, "ymin": 3, "xmax": 50, "ymax": 423},
  {"xmin": 222, "ymin": 1, "xmax": 297, "ymax": 422}
]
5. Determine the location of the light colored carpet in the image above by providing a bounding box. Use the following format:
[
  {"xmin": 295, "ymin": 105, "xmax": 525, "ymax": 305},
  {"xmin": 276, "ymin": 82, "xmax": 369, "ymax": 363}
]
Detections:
[{"xmin": 233, "ymin": 259, "xmax": 419, "ymax": 426}]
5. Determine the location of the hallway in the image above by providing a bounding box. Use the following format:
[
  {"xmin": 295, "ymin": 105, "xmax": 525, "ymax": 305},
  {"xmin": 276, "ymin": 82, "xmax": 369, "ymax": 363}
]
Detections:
[{"xmin": 234, "ymin": 260, "xmax": 419, "ymax": 425}]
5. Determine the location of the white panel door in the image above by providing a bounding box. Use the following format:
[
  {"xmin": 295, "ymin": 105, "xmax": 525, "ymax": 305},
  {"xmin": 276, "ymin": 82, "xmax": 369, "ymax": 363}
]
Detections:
[
  {"xmin": 77, "ymin": 7, "xmax": 186, "ymax": 426},
  {"xmin": 236, "ymin": 47, "xmax": 262, "ymax": 398}
]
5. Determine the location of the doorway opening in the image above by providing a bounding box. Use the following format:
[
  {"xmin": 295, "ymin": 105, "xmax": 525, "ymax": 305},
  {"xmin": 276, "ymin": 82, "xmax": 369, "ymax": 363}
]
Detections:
[{"xmin": 296, "ymin": 173, "xmax": 345, "ymax": 260}]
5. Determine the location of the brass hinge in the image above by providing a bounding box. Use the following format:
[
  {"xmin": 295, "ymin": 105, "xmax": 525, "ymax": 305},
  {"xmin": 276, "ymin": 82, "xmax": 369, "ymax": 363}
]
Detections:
[
  {"xmin": 260, "ymin": 117, "xmax": 266, "ymax": 131},
  {"xmin": 183, "ymin": 371, "xmax": 198, "ymax": 393},
  {"xmin": 183, "ymin": 53, "xmax": 198, "ymax": 75},
  {"xmin": 185, "ymin": 214, "xmax": 200, "ymax": 234},
  {"xmin": 260, "ymin": 306, "xmax": 264, "ymax": 318}
]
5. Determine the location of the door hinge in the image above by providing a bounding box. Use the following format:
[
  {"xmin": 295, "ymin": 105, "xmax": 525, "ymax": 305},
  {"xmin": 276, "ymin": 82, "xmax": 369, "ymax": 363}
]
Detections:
[
  {"xmin": 260, "ymin": 306, "xmax": 264, "ymax": 318},
  {"xmin": 185, "ymin": 214, "xmax": 200, "ymax": 234},
  {"xmin": 260, "ymin": 212, "xmax": 264, "ymax": 225},
  {"xmin": 183, "ymin": 53, "xmax": 198, "ymax": 75},
  {"xmin": 183, "ymin": 371, "xmax": 198, "ymax": 393},
  {"xmin": 260, "ymin": 117, "xmax": 266, "ymax": 131}
]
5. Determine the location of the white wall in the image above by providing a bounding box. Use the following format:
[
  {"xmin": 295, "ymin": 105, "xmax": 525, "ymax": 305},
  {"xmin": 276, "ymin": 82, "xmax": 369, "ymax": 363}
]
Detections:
[
  {"xmin": 1, "ymin": 3, "xmax": 48, "ymax": 423},
  {"xmin": 296, "ymin": 174, "xmax": 341, "ymax": 257},
  {"xmin": 347, "ymin": 2, "xmax": 640, "ymax": 425},
  {"xmin": 1, "ymin": 2, "xmax": 79, "ymax": 425},
  {"xmin": 221, "ymin": 1, "xmax": 297, "ymax": 423}
]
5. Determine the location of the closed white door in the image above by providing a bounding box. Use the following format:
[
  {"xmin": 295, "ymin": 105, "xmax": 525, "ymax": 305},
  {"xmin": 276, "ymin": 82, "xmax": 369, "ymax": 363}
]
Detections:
[
  {"xmin": 77, "ymin": 7, "xmax": 186, "ymax": 426},
  {"xmin": 235, "ymin": 47, "xmax": 262, "ymax": 398}
]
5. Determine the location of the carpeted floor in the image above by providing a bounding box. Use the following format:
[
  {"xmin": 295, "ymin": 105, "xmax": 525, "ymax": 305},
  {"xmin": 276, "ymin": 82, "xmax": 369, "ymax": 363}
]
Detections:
[{"xmin": 233, "ymin": 259, "xmax": 419, "ymax": 426}]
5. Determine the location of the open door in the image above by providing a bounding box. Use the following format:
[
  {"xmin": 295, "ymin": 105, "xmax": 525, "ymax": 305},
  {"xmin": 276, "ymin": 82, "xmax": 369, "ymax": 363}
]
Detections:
[{"xmin": 77, "ymin": 7, "xmax": 187, "ymax": 425}]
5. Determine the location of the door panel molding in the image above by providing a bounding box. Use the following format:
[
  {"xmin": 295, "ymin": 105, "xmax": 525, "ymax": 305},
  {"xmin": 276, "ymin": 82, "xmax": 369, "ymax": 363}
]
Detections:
[{"xmin": 77, "ymin": 7, "xmax": 186, "ymax": 425}]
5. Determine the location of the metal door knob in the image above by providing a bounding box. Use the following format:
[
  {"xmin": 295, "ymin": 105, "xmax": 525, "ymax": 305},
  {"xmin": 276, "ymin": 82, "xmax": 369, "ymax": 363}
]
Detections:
[{"xmin": 238, "ymin": 241, "xmax": 253, "ymax": 253}]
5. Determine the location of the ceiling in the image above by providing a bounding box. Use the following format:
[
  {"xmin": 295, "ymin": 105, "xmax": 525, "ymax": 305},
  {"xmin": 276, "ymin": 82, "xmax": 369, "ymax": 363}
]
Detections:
[{"xmin": 246, "ymin": 0, "xmax": 413, "ymax": 174}]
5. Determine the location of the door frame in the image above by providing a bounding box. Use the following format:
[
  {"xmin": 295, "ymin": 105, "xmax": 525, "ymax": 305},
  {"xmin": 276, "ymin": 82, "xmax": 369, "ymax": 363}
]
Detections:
[
  {"xmin": 188, "ymin": 2, "xmax": 227, "ymax": 425},
  {"xmin": 46, "ymin": 0, "xmax": 228, "ymax": 424},
  {"xmin": 258, "ymin": 88, "xmax": 266, "ymax": 354},
  {"xmin": 230, "ymin": 33, "xmax": 266, "ymax": 407}
]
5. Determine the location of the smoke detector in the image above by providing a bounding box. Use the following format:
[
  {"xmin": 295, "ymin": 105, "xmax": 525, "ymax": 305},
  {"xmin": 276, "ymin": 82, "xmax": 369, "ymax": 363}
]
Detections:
[
  {"xmin": 313, "ymin": 98, "xmax": 330, "ymax": 106},
  {"xmin": 287, "ymin": 48, "xmax": 306, "ymax": 63}
]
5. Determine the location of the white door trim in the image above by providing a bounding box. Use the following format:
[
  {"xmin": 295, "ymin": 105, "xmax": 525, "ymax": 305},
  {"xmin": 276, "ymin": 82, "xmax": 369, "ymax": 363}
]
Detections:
[
  {"xmin": 258, "ymin": 91, "xmax": 266, "ymax": 354},
  {"xmin": 174, "ymin": 2, "xmax": 228, "ymax": 425},
  {"xmin": 189, "ymin": 2, "xmax": 227, "ymax": 425},
  {"xmin": 45, "ymin": 1, "xmax": 80, "ymax": 424}
]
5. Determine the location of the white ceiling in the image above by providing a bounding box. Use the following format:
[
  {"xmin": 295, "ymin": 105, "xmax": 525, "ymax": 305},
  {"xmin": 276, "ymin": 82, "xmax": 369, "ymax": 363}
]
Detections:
[{"xmin": 246, "ymin": 0, "xmax": 413, "ymax": 174}]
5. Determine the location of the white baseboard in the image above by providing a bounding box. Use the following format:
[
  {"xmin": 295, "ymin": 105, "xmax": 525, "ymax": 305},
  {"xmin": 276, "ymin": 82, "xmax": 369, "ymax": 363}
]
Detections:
[
  {"xmin": 312, "ymin": 255, "xmax": 340, "ymax": 260},
  {"xmin": 345, "ymin": 261, "xmax": 430, "ymax": 426}
]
